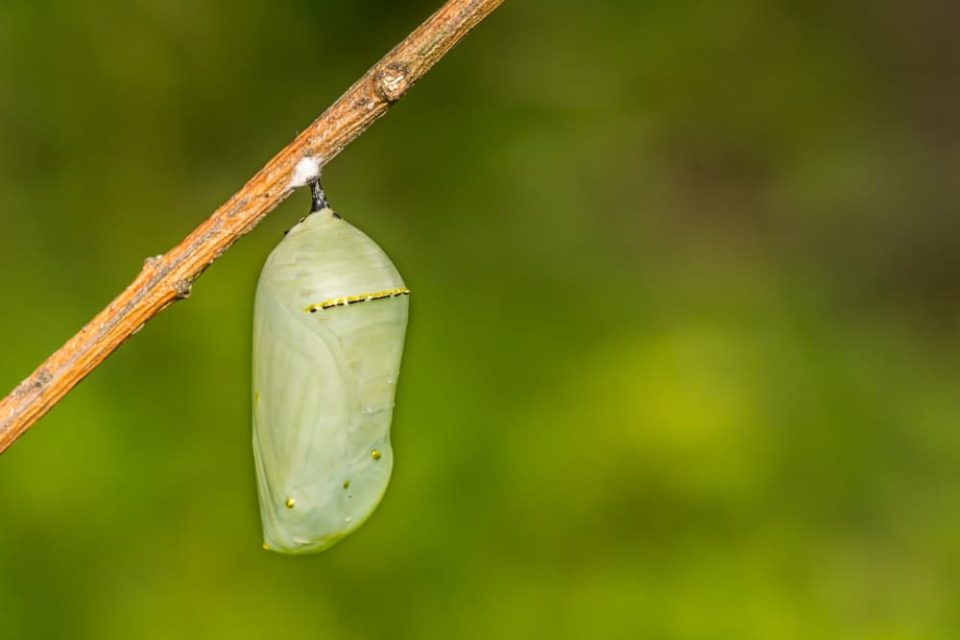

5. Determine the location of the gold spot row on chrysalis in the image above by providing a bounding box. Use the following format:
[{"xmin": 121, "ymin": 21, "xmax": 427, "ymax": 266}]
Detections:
[{"xmin": 305, "ymin": 288, "xmax": 410, "ymax": 313}]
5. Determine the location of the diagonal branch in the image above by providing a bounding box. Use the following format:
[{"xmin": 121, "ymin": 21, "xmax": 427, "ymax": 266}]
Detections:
[{"xmin": 0, "ymin": 0, "xmax": 506, "ymax": 454}]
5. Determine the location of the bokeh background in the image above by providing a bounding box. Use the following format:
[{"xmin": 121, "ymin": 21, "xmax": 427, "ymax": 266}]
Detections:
[{"xmin": 1, "ymin": 0, "xmax": 959, "ymax": 638}]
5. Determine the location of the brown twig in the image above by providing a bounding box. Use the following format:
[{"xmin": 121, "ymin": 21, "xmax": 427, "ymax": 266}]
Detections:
[{"xmin": 0, "ymin": 0, "xmax": 506, "ymax": 454}]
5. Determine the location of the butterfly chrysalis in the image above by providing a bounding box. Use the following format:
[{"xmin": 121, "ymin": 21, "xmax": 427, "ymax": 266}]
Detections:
[{"xmin": 252, "ymin": 181, "xmax": 409, "ymax": 554}]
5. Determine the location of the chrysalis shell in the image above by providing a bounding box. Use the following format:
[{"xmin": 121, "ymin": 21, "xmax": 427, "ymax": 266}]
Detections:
[{"xmin": 252, "ymin": 206, "xmax": 409, "ymax": 554}]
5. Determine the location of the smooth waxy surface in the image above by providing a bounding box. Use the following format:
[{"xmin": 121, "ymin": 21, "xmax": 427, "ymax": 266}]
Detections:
[{"xmin": 253, "ymin": 209, "xmax": 408, "ymax": 554}]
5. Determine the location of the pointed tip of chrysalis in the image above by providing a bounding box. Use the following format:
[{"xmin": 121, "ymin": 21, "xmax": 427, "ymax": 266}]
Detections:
[
  {"xmin": 309, "ymin": 180, "xmax": 328, "ymax": 213},
  {"xmin": 308, "ymin": 180, "xmax": 342, "ymax": 219}
]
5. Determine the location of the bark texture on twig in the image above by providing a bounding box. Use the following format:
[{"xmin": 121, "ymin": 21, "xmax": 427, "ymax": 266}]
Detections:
[{"xmin": 0, "ymin": 0, "xmax": 506, "ymax": 454}]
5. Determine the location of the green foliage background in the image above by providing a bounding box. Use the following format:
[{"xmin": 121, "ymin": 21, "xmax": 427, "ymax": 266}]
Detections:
[{"xmin": 1, "ymin": 1, "xmax": 958, "ymax": 638}]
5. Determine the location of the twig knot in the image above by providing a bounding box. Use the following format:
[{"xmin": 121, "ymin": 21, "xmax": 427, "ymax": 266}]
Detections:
[{"xmin": 375, "ymin": 63, "xmax": 411, "ymax": 103}]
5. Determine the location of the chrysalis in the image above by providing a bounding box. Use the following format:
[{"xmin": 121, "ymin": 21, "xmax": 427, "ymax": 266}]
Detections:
[{"xmin": 252, "ymin": 181, "xmax": 409, "ymax": 554}]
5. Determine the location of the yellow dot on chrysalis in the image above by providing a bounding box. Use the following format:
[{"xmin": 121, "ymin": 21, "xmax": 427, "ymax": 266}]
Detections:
[
  {"xmin": 371, "ymin": 449, "xmax": 381, "ymax": 460},
  {"xmin": 262, "ymin": 543, "xmax": 270, "ymax": 550},
  {"xmin": 285, "ymin": 497, "xmax": 296, "ymax": 509}
]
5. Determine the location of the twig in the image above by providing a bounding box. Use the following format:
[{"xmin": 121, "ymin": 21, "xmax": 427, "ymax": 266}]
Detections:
[{"xmin": 0, "ymin": 0, "xmax": 506, "ymax": 454}]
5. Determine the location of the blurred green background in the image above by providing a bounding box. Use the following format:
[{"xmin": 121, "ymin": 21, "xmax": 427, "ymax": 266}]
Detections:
[{"xmin": 1, "ymin": 0, "xmax": 959, "ymax": 638}]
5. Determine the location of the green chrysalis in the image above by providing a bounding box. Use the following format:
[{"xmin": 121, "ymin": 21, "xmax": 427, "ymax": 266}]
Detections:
[{"xmin": 252, "ymin": 183, "xmax": 409, "ymax": 554}]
